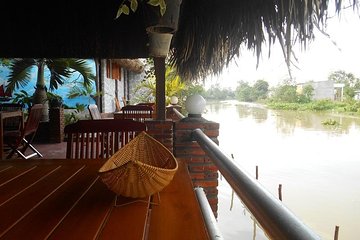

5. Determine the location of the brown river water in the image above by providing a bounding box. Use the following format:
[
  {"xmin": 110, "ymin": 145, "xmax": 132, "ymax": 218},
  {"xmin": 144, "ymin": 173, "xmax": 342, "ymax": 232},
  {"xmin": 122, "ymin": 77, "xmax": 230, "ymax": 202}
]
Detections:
[{"xmin": 202, "ymin": 100, "xmax": 360, "ymax": 240}]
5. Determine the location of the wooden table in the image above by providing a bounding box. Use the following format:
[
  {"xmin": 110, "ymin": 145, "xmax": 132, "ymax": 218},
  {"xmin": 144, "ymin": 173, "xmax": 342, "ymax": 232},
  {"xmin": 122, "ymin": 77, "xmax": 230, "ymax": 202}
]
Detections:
[
  {"xmin": 0, "ymin": 159, "xmax": 209, "ymax": 239},
  {"xmin": 0, "ymin": 110, "xmax": 23, "ymax": 160}
]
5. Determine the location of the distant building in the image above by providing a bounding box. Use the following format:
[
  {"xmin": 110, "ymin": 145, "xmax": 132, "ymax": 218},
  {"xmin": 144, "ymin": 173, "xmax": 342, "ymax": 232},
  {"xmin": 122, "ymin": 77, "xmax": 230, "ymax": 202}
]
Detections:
[
  {"xmin": 354, "ymin": 90, "xmax": 360, "ymax": 100},
  {"xmin": 99, "ymin": 59, "xmax": 145, "ymax": 113},
  {"xmin": 297, "ymin": 80, "xmax": 334, "ymax": 100},
  {"xmin": 333, "ymin": 83, "xmax": 345, "ymax": 101}
]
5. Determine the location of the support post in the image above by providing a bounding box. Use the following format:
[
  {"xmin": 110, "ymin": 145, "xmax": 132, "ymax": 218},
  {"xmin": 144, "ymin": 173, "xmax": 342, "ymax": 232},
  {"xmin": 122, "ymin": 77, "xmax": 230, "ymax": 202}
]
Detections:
[{"xmin": 154, "ymin": 57, "xmax": 166, "ymax": 120}]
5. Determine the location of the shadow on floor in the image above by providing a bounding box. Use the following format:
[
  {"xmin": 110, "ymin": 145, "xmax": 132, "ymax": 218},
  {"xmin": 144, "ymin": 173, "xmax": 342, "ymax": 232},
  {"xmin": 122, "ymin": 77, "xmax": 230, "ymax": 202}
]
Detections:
[{"xmin": 32, "ymin": 142, "xmax": 67, "ymax": 159}]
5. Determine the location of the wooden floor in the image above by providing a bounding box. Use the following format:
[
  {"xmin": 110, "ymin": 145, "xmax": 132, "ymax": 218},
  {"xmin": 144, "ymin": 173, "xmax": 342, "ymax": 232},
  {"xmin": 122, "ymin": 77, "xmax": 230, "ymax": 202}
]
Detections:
[
  {"xmin": 1, "ymin": 141, "xmax": 210, "ymax": 239},
  {"xmin": 32, "ymin": 141, "xmax": 67, "ymax": 159},
  {"xmin": 1, "ymin": 141, "xmax": 67, "ymax": 160}
]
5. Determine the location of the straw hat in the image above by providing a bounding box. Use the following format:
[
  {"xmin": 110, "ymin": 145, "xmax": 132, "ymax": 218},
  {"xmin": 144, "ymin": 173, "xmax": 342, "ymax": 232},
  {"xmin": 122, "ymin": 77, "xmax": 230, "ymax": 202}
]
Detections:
[{"xmin": 98, "ymin": 131, "xmax": 178, "ymax": 198}]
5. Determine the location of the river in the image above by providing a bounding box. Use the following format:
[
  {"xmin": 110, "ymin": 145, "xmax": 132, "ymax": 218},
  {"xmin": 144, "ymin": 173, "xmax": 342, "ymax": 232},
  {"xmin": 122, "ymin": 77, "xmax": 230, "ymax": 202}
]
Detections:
[{"xmin": 202, "ymin": 100, "xmax": 360, "ymax": 240}]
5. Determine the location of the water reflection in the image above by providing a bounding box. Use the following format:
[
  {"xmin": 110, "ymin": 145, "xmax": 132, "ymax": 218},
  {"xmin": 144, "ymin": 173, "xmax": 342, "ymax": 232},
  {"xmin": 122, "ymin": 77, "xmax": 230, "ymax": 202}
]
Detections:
[
  {"xmin": 273, "ymin": 110, "xmax": 360, "ymax": 136},
  {"xmin": 236, "ymin": 103, "xmax": 268, "ymax": 123},
  {"xmin": 203, "ymin": 100, "xmax": 360, "ymax": 240}
]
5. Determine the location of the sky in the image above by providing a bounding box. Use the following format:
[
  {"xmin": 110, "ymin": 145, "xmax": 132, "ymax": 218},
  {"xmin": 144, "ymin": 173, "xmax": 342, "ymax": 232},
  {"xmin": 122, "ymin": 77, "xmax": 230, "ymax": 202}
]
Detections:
[{"xmin": 206, "ymin": 5, "xmax": 360, "ymax": 89}]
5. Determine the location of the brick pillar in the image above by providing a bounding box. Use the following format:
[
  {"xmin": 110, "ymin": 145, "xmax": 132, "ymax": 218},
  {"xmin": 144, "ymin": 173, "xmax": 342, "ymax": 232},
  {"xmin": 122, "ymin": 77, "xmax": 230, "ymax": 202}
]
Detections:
[
  {"xmin": 145, "ymin": 120, "xmax": 173, "ymax": 153},
  {"xmin": 49, "ymin": 107, "xmax": 65, "ymax": 143},
  {"xmin": 174, "ymin": 116, "xmax": 220, "ymax": 216}
]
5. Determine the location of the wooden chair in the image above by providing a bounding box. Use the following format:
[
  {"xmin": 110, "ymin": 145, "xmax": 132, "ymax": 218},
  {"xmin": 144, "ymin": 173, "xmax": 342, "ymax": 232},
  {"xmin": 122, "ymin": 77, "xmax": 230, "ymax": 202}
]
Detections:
[
  {"xmin": 64, "ymin": 119, "xmax": 147, "ymax": 159},
  {"xmin": 3, "ymin": 104, "xmax": 44, "ymax": 159},
  {"xmin": 118, "ymin": 105, "xmax": 153, "ymax": 122},
  {"xmin": 115, "ymin": 97, "xmax": 121, "ymax": 112},
  {"xmin": 136, "ymin": 102, "xmax": 155, "ymax": 108},
  {"xmin": 0, "ymin": 103, "xmax": 23, "ymax": 131},
  {"xmin": 88, "ymin": 104, "xmax": 113, "ymax": 120}
]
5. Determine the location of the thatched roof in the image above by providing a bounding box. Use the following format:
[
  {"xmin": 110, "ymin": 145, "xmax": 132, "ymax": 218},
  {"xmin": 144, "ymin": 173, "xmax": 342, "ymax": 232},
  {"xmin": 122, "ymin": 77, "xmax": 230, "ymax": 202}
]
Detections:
[
  {"xmin": 171, "ymin": 0, "xmax": 359, "ymax": 80},
  {"xmin": 0, "ymin": 0, "xmax": 358, "ymax": 81}
]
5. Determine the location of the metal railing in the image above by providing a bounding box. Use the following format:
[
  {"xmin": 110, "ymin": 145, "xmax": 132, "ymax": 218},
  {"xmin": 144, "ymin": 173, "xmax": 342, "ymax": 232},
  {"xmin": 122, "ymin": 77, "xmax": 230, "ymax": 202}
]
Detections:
[
  {"xmin": 195, "ymin": 187, "xmax": 224, "ymax": 240},
  {"xmin": 172, "ymin": 108, "xmax": 185, "ymax": 119},
  {"xmin": 192, "ymin": 128, "xmax": 321, "ymax": 240}
]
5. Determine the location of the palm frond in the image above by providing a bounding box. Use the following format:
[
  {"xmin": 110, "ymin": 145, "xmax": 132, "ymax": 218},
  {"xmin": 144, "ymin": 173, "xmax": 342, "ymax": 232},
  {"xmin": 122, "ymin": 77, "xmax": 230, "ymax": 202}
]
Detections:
[
  {"xmin": 66, "ymin": 59, "xmax": 95, "ymax": 87},
  {"xmin": 47, "ymin": 59, "xmax": 94, "ymax": 91},
  {"xmin": 46, "ymin": 59, "xmax": 72, "ymax": 91},
  {"xmin": 67, "ymin": 82, "xmax": 96, "ymax": 99},
  {"xmin": 6, "ymin": 59, "xmax": 36, "ymax": 93}
]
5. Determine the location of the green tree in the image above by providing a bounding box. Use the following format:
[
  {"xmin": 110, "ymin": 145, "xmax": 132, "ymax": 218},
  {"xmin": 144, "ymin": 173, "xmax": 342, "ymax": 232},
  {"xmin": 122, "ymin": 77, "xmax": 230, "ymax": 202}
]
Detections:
[
  {"xmin": 252, "ymin": 79, "xmax": 269, "ymax": 100},
  {"xmin": 299, "ymin": 84, "xmax": 314, "ymax": 103},
  {"xmin": 235, "ymin": 81, "xmax": 255, "ymax": 102},
  {"xmin": 270, "ymin": 84, "xmax": 298, "ymax": 103},
  {"xmin": 205, "ymin": 83, "xmax": 234, "ymax": 100},
  {"xmin": 67, "ymin": 82, "xmax": 100, "ymax": 106},
  {"xmin": 186, "ymin": 83, "xmax": 205, "ymax": 97},
  {"xmin": 6, "ymin": 58, "xmax": 95, "ymax": 120},
  {"xmin": 329, "ymin": 70, "xmax": 360, "ymax": 100},
  {"xmin": 0, "ymin": 58, "xmax": 11, "ymax": 75},
  {"xmin": 0, "ymin": 58, "xmax": 11, "ymax": 67},
  {"xmin": 133, "ymin": 63, "xmax": 186, "ymax": 105}
]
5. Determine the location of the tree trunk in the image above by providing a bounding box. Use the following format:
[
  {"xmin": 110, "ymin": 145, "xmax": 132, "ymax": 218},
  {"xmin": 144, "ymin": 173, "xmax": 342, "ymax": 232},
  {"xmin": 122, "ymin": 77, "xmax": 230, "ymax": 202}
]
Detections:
[{"xmin": 33, "ymin": 61, "xmax": 49, "ymax": 121}]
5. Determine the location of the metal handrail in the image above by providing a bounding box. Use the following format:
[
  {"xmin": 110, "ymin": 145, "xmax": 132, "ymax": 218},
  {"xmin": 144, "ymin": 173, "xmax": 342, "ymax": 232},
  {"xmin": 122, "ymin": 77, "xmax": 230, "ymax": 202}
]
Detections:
[
  {"xmin": 192, "ymin": 128, "xmax": 321, "ymax": 240},
  {"xmin": 172, "ymin": 108, "xmax": 185, "ymax": 119},
  {"xmin": 195, "ymin": 187, "xmax": 224, "ymax": 240}
]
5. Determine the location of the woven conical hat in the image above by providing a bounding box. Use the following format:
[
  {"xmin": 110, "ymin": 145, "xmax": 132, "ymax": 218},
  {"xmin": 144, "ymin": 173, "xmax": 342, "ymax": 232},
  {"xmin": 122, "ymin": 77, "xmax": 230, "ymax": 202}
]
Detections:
[{"xmin": 99, "ymin": 131, "xmax": 178, "ymax": 198}]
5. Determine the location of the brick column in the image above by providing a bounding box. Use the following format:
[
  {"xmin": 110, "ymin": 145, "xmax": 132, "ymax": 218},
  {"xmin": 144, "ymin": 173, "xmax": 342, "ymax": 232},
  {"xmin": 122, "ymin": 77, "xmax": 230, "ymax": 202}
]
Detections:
[
  {"xmin": 49, "ymin": 107, "xmax": 65, "ymax": 143},
  {"xmin": 145, "ymin": 119, "xmax": 173, "ymax": 153},
  {"xmin": 174, "ymin": 116, "xmax": 220, "ymax": 216}
]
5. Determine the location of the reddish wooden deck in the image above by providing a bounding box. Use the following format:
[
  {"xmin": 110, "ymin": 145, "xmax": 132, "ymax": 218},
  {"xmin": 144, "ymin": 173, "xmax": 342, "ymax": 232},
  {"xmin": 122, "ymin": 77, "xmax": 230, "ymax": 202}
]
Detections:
[{"xmin": 0, "ymin": 157, "xmax": 209, "ymax": 239}]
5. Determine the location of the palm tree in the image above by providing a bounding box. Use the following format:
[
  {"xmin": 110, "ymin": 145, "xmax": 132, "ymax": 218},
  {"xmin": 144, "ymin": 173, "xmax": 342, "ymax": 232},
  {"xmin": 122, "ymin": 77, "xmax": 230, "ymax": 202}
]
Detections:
[
  {"xmin": 6, "ymin": 58, "xmax": 95, "ymax": 121},
  {"xmin": 133, "ymin": 63, "xmax": 186, "ymax": 105},
  {"xmin": 67, "ymin": 81, "xmax": 101, "ymax": 105}
]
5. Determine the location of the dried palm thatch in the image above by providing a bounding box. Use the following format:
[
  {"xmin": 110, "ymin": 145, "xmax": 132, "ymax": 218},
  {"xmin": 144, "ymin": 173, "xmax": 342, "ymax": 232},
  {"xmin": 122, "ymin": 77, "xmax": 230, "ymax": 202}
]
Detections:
[
  {"xmin": 112, "ymin": 59, "xmax": 145, "ymax": 73},
  {"xmin": 170, "ymin": 0, "xmax": 359, "ymax": 81}
]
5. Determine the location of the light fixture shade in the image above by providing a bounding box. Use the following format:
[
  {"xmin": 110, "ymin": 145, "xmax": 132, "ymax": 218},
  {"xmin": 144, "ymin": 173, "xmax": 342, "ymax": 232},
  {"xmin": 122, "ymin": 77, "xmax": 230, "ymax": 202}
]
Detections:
[
  {"xmin": 170, "ymin": 96, "xmax": 179, "ymax": 105},
  {"xmin": 185, "ymin": 94, "xmax": 206, "ymax": 115}
]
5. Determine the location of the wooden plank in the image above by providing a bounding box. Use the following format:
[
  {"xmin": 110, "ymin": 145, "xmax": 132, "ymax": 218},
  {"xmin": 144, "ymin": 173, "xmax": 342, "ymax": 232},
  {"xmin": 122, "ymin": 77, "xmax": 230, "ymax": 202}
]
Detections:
[
  {"xmin": 98, "ymin": 196, "xmax": 150, "ymax": 240},
  {"xmin": 0, "ymin": 164, "xmax": 86, "ymax": 237},
  {"xmin": 147, "ymin": 161, "xmax": 209, "ymax": 240},
  {"xmin": 47, "ymin": 179, "xmax": 115, "ymax": 240},
  {"xmin": 0, "ymin": 165, "xmax": 36, "ymax": 186},
  {"xmin": 0, "ymin": 165, "xmax": 59, "ymax": 204},
  {"xmin": 1, "ymin": 163, "xmax": 103, "ymax": 239}
]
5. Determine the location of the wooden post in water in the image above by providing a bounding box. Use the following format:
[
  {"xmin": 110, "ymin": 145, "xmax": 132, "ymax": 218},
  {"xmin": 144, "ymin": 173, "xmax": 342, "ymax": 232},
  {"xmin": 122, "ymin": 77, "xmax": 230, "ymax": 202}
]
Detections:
[
  {"xmin": 278, "ymin": 184, "xmax": 282, "ymax": 201},
  {"xmin": 334, "ymin": 225, "xmax": 339, "ymax": 240},
  {"xmin": 229, "ymin": 153, "xmax": 235, "ymax": 210}
]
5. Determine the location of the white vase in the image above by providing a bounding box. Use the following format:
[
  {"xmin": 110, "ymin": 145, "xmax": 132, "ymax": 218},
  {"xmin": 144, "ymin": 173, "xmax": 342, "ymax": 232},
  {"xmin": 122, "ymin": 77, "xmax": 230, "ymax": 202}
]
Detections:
[{"xmin": 148, "ymin": 32, "xmax": 173, "ymax": 57}]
